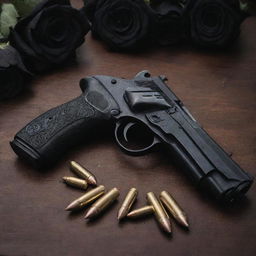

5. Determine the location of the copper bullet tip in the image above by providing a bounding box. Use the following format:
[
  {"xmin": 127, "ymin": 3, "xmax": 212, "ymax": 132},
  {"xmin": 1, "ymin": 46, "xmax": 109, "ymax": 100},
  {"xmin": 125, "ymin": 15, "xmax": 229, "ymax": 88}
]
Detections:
[
  {"xmin": 65, "ymin": 201, "xmax": 78, "ymax": 211},
  {"xmin": 84, "ymin": 207, "xmax": 98, "ymax": 219},
  {"xmin": 160, "ymin": 218, "xmax": 172, "ymax": 234},
  {"xmin": 179, "ymin": 215, "xmax": 189, "ymax": 229},
  {"xmin": 88, "ymin": 176, "xmax": 97, "ymax": 185},
  {"xmin": 126, "ymin": 212, "xmax": 132, "ymax": 218},
  {"xmin": 160, "ymin": 191, "xmax": 189, "ymax": 229},
  {"xmin": 117, "ymin": 207, "xmax": 126, "ymax": 221}
]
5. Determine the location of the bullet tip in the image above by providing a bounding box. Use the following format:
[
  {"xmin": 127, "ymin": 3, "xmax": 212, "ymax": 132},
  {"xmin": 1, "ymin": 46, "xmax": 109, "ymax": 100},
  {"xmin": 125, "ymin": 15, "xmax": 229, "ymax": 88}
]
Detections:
[
  {"xmin": 84, "ymin": 207, "xmax": 97, "ymax": 219},
  {"xmin": 117, "ymin": 210, "xmax": 126, "ymax": 221},
  {"xmin": 65, "ymin": 201, "xmax": 77, "ymax": 211},
  {"xmin": 163, "ymin": 223, "xmax": 172, "ymax": 234},
  {"xmin": 88, "ymin": 176, "xmax": 97, "ymax": 185},
  {"xmin": 65, "ymin": 205, "xmax": 72, "ymax": 211},
  {"xmin": 178, "ymin": 215, "xmax": 189, "ymax": 229},
  {"xmin": 160, "ymin": 218, "xmax": 172, "ymax": 234},
  {"xmin": 165, "ymin": 226, "xmax": 172, "ymax": 234},
  {"xmin": 126, "ymin": 213, "xmax": 132, "ymax": 218},
  {"xmin": 183, "ymin": 221, "xmax": 189, "ymax": 229}
]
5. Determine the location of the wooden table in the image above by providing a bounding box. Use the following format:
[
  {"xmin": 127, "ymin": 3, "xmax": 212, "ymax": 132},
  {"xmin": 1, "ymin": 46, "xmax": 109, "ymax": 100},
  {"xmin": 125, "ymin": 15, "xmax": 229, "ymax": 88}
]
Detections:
[{"xmin": 0, "ymin": 2, "xmax": 255, "ymax": 255}]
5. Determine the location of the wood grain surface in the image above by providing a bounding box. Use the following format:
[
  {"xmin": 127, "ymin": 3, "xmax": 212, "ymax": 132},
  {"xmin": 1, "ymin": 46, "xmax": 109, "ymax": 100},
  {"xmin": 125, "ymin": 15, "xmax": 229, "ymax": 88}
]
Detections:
[{"xmin": 0, "ymin": 1, "xmax": 255, "ymax": 255}]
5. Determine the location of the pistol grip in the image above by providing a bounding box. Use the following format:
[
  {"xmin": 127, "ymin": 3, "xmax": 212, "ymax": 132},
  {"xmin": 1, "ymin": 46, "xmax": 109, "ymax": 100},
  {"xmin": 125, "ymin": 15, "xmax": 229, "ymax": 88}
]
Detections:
[{"xmin": 11, "ymin": 94, "xmax": 110, "ymax": 168}]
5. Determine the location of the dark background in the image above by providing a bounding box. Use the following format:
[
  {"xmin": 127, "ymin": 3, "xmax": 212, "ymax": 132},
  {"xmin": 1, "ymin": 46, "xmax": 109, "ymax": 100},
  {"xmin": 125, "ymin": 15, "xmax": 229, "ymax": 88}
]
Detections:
[{"xmin": 0, "ymin": 1, "xmax": 256, "ymax": 255}]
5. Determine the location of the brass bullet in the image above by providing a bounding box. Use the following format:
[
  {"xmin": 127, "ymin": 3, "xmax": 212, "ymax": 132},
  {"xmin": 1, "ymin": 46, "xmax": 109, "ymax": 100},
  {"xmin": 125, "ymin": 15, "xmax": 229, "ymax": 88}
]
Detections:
[
  {"xmin": 117, "ymin": 188, "xmax": 138, "ymax": 220},
  {"xmin": 85, "ymin": 188, "xmax": 120, "ymax": 219},
  {"xmin": 63, "ymin": 176, "xmax": 88, "ymax": 190},
  {"xmin": 127, "ymin": 205, "xmax": 154, "ymax": 219},
  {"xmin": 70, "ymin": 161, "xmax": 97, "ymax": 185},
  {"xmin": 160, "ymin": 191, "xmax": 189, "ymax": 228},
  {"xmin": 65, "ymin": 185, "xmax": 105, "ymax": 211},
  {"xmin": 147, "ymin": 192, "xmax": 172, "ymax": 234}
]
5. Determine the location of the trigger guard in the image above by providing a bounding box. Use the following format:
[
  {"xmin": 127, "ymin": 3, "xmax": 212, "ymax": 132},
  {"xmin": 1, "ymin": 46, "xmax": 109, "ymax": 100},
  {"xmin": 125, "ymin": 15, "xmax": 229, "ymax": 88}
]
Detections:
[{"xmin": 114, "ymin": 120, "xmax": 160, "ymax": 156}]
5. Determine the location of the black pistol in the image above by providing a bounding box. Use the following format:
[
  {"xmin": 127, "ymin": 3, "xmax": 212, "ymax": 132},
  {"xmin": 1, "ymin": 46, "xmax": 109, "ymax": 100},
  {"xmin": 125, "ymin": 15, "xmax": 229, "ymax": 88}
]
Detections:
[{"xmin": 11, "ymin": 71, "xmax": 253, "ymax": 203}]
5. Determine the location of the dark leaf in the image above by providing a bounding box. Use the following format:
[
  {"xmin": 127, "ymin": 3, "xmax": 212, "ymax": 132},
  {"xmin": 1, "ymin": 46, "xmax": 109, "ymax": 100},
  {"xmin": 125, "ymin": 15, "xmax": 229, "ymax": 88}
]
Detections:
[{"xmin": 0, "ymin": 46, "xmax": 32, "ymax": 101}]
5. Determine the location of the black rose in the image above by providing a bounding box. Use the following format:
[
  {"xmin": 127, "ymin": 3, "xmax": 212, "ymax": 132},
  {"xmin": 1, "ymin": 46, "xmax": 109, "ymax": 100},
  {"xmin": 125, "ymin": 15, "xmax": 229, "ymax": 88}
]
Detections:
[
  {"xmin": 91, "ymin": 0, "xmax": 155, "ymax": 50},
  {"xmin": 189, "ymin": 0, "xmax": 243, "ymax": 48},
  {"xmin": 0, "ymin": 46, "xmax": 32, "ymax": 101},
  {"xmin": 9, "ymin": 0, "xmax": 90, "ymax": 73},
  {"xmin": 150, "ymin": 0, "xmax": 189, "ymax": 46}
]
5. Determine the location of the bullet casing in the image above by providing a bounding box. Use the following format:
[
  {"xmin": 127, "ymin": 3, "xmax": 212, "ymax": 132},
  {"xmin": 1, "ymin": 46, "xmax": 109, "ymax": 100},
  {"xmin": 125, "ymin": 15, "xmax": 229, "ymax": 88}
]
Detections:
[
  {"xmin": 63, "ymin": 176, "xmax": 88, "ymax": 190},
  {"xmin": 85, "ymin": 188, "xmax": 120, "ymax": 219},
  {"xmin": 127, "ymin": 205, "xmax": 154, "ymax": 218},
  {"xmin": 160, "ymin": 191, "xmax": 189, "ymax": 228},
  {"xmin": 70, "ymin": 161, "xmax": 97, "ymax": 185},
  {"xmin": 147, "ymin": 192, "xmax": 172, "ymax": 234},
  {"xmin": 65, "ymin": 185, "xmax": 105, "ymax": 211},
  {"xmin": 118, "ymin": 188, "xmax": 138, "ymax": 220}
]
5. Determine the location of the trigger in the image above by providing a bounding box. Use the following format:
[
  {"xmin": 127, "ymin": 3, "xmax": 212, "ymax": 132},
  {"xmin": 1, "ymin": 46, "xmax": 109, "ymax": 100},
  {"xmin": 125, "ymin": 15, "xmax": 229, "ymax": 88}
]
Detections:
[
  {"xmin": 123, "ymin": 122, "xmax": 137, "ymax": 142},
  {"xmin": 114, "ymin": 119, "xmax": 161, "ymax": 156}
]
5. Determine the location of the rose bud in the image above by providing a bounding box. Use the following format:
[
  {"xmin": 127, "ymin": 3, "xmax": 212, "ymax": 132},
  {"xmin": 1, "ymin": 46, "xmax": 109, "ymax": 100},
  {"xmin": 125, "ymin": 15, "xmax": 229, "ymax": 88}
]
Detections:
[
  {"xmin": 0, "ymin": 46, "xmax": 32, "ymax": 101},
  {"xmin": 9, "ymin": 0, "xmax": 90, "ymax": 73},
  {"xmin": 189, "ymin": 0, "xmax": 244, "ymax": 49},
  {"xmin": 91, "ymin": 0, "xmax": 155, "ymax": 51},
  {"xmin": 150, "ymin": 0, "xmax": 189, "ymax": 46}
]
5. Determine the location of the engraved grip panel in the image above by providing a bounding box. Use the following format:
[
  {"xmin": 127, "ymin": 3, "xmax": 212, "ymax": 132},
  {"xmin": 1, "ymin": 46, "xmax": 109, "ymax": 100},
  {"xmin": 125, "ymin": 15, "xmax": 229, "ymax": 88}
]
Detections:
[{"xmin": 11, "ymin": 95, "xmax": 110, "ymax": 168}]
